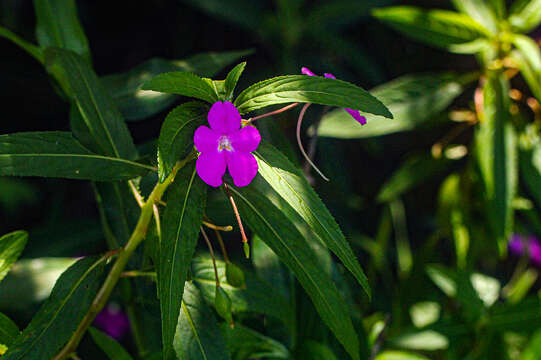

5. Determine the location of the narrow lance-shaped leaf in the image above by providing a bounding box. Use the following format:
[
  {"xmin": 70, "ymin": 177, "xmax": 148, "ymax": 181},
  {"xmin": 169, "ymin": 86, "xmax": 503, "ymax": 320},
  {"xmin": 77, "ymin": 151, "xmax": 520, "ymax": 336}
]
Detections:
[
  {"xmin": 0, "ymin": 132, "xmax": 152, "ymax": 181},
  {"xmin": 520, "ymin": 141, "xmax": 541, "ymax": 211},
  {"xmin": 224, "ymin": 62, "xmax": 246, "ymax": 101},
  {"xmin": 3, "ymin": 256, "xmax": 107, "ymax": 360},
  {"xmin": 317, "ymin": 72, "xmax": 474, "ymax": 138},
  {"xmin": 174, "ymin": 282, "xmax": 230, "ymax": 360},
  {"xmin": 159, "ymin": 163, "xmax": 207, "ymax": 360},
  {"xmin": 234, "ymin": 75, "xmax": 392, "ymax": 118},
  {"xmin": 0, "ymin": 231, "xmax": 27, "ymax": 282},
  {"xmin": 509, "ymin": 0, "xmax": 541, "ymax": 33},
  {"xmin": 254, "ymin": 141, "xmax": 370, "ymax": 297},
  {"xmin": 142, "ymin": 71, "xmax": 219, "ymax": 104},
  {"xmin": 475, "ymin": 72, "xmax": 517, "ymax": 252},
  {"xmin": 512, "ymin": 34, "xmax": 541, "ymax": 73},
  {"xmin": 44, "ymin": 47, "xmax": 137, "ymax": 160},
  {"xmin": 157, "ymin": 102, "xmax": 209, "ymax": 182},
  {"xmin": 0, "ymin": 313, "xmax": 19, "ymax": 348},
  {"xmin": 0, "ymin": 27, "xmax": 43, "ymax": 63},
  {"xmin": 229, "ymin": 184, "xmax": 360, "ymax": 360},
  {"xmin": 372, "ymin": 6, "xmax": 490, "ymax": 52},
  {"xmin": 101, "ymin": 49, "xmax": 253, "ymax": 121},
  {"xmin": 33, "ymin": 0, "xmax": 91, "ymax": 62},
  {"xmin": 89, "ymin": 327, "xmax": 134, "ymax": 360},
  {"xmin": 451, "ymin": 0, "xmax": 498, "ymax": 33}
]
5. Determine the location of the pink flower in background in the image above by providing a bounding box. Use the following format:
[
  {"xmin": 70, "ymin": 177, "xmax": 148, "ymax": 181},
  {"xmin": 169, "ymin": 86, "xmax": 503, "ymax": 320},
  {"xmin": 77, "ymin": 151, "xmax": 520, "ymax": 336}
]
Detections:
[
  {"xmin": 194, "ymin": 101, "xmax": 261, "ymax": 187},
  {"xmin": 93, "ymin": 303, "xmax": 130, "ymax": 340},
  {"xmin": 301, "ymin": 67, "xmax": 367, "ymax": 125},
  {"xmin": 508, "ymin": 234, "xmax": 541, "ymax": 267}
]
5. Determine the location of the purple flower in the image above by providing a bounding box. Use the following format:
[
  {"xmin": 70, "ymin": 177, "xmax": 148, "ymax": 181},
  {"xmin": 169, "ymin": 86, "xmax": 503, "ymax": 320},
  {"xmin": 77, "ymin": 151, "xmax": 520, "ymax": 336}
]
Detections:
[
  {"xmin": 301, "ymin": 67, "xmax": 367, "ymax": 125},
  {"xmin": 194, "ymin": 101, "xmax": 261, "ymax": 187},
  {"xmin": 508, "ymin": 234, "xmax": 541, "ymax": 267},
  {"xmin": 93, "ymin": 303, "xmax": 130, "ymax": 340}
]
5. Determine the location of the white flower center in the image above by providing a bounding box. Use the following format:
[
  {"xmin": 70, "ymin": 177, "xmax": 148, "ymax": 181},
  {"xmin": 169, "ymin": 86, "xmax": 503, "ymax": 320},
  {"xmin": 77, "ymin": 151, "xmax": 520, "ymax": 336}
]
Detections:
[{"xmin": 218, "ymin": 135, "xmax": 233, "ymax": 151}]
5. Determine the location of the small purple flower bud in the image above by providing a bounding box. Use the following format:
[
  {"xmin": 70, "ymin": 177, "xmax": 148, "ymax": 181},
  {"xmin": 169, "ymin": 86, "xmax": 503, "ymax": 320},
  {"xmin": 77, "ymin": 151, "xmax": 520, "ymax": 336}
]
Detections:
[{"xmin": 93, "ymin": 302, "xmax": 130, "ymax": 340}]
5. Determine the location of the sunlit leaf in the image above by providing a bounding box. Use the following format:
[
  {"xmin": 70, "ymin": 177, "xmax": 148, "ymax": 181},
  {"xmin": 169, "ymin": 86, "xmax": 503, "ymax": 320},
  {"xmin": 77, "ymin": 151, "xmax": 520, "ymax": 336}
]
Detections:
[
  {"xmin": 224, "ymin": 62, "xmax": 246, "ymax": 101},
  {"xmin": 375, "ymin": 350, "xmax": 430, "ymax": 360},
  {"xmin": 142, "ymin": 71, "xmax": 219, "ymax": 104},
  {"xmin": 0, "ymin": 132, "xmax": 152, "ymax": 181},
  {"xmin": 0, "ymin": 231, "xmax": 27, "ymax": 282},
  {"xmin": 373, "ymin": 6, "xmax": 489, "ymax": 51},
  {"xmin": 317, "ymin": 73, "xmax": 473, "ymax": 138},
  {"xmin": 3, "ymin": 256, "xmax": 107, "ymax": 360},
  {"xmin": 234, "ymin": 75, "xmax": 392, "ymax": 118},
  {"xmin": 158, "ymin": 164, "xmax": 207, "ymax": 360},
  {"xmin": 509, "ymin": 0, "xmax": 541, "ymax": 33},
  {"xmin": 451, "ymin": 0, "xmax": 499, "ymax": 33},
  {"xmin": 222, "ymin": 323, "xmax": 290, "ymax": 360},
  {"xmin": 389, "ymin": 330, "xmax": 449, "ymax": 351}
]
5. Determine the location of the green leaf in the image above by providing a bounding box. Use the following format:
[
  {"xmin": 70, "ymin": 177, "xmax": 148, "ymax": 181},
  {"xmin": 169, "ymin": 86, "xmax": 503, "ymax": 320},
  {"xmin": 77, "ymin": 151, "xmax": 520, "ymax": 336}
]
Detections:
[
  {"xmin": 389, "ymin": 330, "xmax": 449, "ymax": 351},
  {"xmin": 375, "ymin": 351, "xmax": 430, "ymax": 360},
  {"xmin": 520, "ymin": 142, "xmax": 541, "ymax": 211},
  {"xmin": 159, "ymin": 163, "xmax": 207, "ymax": 360},
  {"xmin": 0, "ymin": 27, "xmax": 43, "ymax": 63},
  {"xmin": 317, "ymin": 73, "xmax": 473, "ymax": 138},
  {"xmin": 510, "ymin": 0, "xmax": 541, "ymax": 33},
  {"xmin": 157, "ymin": 102, "xmax": 208, "ymax": 182},
  {"xmin": 254, "ymin": 141, "xmax": 370, "ymax": 297},
  {"xmin": 142, "ymin": 71, "xmax": 219, "ymax": 104},
  {"xmin": 89, "ymin": 327, "xmax": 134, "ymax": 360},
  {"xmin": 0, "ymin": 258, "xmax": 77, "ymax": 311},
  {"xmin": 101, "ymin": 50, "xmax": 253, "ymax": 121},
  {"xmin": 0, "ymin": 132, "xmax": 152, "ymax": 181},
  {"xmin": 0, "ymin": 231, "xmax": 27, "ymax": 282},
  {"xmin": 252, "ymin": 235, "xmax": 289, "ymax": 299},
  {"xmin": 520, "ymin": 328, "xmax": 541, "ymax": 360},
  {"xmin": 191, "ymin": 254, "xmax": 294, "ymax": 328},
  {"xmin": 3, "ymin": 256, "xmax": 107, "ymax": 360},
  {"xmin": 488, "ymin": 297, "xmax": 541, "ymax": 332},
  {"xmin": 222, "ymin": 323, "xmax": 290, "ymax": 360},
  {"xmin": 44, "ymin": 48, "xmax": 137, "ymax": 159},
  {"xmin": 214, "ymin": 286, "xmax": 233, "ymax": 325},
  {"xmin": 511, "ymin": 49, "xmax": 541, "ymax": 102},
  {"xmin": 451, "ymin": 0, "xmax": 499, "ymax": 33},
  {"xmin": 475, "ymin": 72, "xmax": 517, "ymax": 252},
  {"xmin": 174, "ymin": 282, "xmax": 230, "ymax": 360},
  {"xmin": 234, "ymin": 75, "xmax": 392, "ymax": 118},
  {"xmin": 513, "ymin": 34, "xmax": 541, "ymax": 73},
  {"xmin": 33, "ymin": 0, "xmax": 91, "ymax": 62},
  {"xmin": 229, "ymin": 184, "xmax": 360, "ymax": 360},
  {"xmin": 224, "ymin": 62, "xmax": 246, "ymax": 101},
  {"xmin": 372, "ymin": 6, "xmax": 489, "ymax": 51},
  {"xmin": 0, "ymin": 313, "xmax": 19, "ymax": 348},
  {"xmin": 298, "ymin": 341, "xmax": 339, "ymax": 360},
  {"xmin": 378, "ymin": 154, "xmax": 453, "ymax": 202}
]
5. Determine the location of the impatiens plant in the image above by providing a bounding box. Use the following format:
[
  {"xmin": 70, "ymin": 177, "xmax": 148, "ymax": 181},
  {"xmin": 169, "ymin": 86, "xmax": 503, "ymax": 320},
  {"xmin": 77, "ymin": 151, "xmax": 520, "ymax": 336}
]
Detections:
[{"xmin": 0, "ymin": 1, "xmax": 392, "ymax": 359}]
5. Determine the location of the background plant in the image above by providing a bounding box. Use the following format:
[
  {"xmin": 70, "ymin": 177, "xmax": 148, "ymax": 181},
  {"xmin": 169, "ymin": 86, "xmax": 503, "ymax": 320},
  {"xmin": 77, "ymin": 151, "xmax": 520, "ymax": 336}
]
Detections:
[{"xmin": 1, "ymin": 0, "xmax": 541, "ymax": 359}]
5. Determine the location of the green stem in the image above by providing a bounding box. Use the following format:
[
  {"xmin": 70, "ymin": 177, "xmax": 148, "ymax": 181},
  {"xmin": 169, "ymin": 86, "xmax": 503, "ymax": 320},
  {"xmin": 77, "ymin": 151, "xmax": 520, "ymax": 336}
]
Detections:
[{"xmin": 53, "ymin": 154, "xmax": 194, "ymax": 360}]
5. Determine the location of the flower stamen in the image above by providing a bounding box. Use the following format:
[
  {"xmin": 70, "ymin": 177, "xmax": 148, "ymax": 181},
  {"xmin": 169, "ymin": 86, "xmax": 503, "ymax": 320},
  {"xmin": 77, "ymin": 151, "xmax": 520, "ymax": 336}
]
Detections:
[{"xmin": 218, "ymin": 135, "xmax": 233, "ymax": 151}]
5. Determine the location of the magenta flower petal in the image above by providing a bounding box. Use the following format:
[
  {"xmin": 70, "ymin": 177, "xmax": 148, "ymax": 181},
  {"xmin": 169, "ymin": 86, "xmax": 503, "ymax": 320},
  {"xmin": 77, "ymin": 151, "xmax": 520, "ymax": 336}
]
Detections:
[
  {"xmin": 208, "ymin": 101, "xmax": 241, "ymax": 133},
  {"xmin": 230, "ymin": 125, "xmax": 261, "ymax": 152},
  {"xmin": 301, "ymin": 67, "xmax": 317, "ymax": 77},
  {"xmin": 323, "ymin": 73, "xmax": 336, "ymax": 79},
  {"xmin": 227, "ymin": 151, "xmax": 258, "ymax": 187},
  {"xmin": 196, "ymin": 150, "xmax": 227, "ymax": 187},
  {"xmin": 345, "ymin": 108, "xmax": 367, "ymax": 125},
  {"xmin": 194, "ymin": 125, "xmax": 219, "ymax": 153}
]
